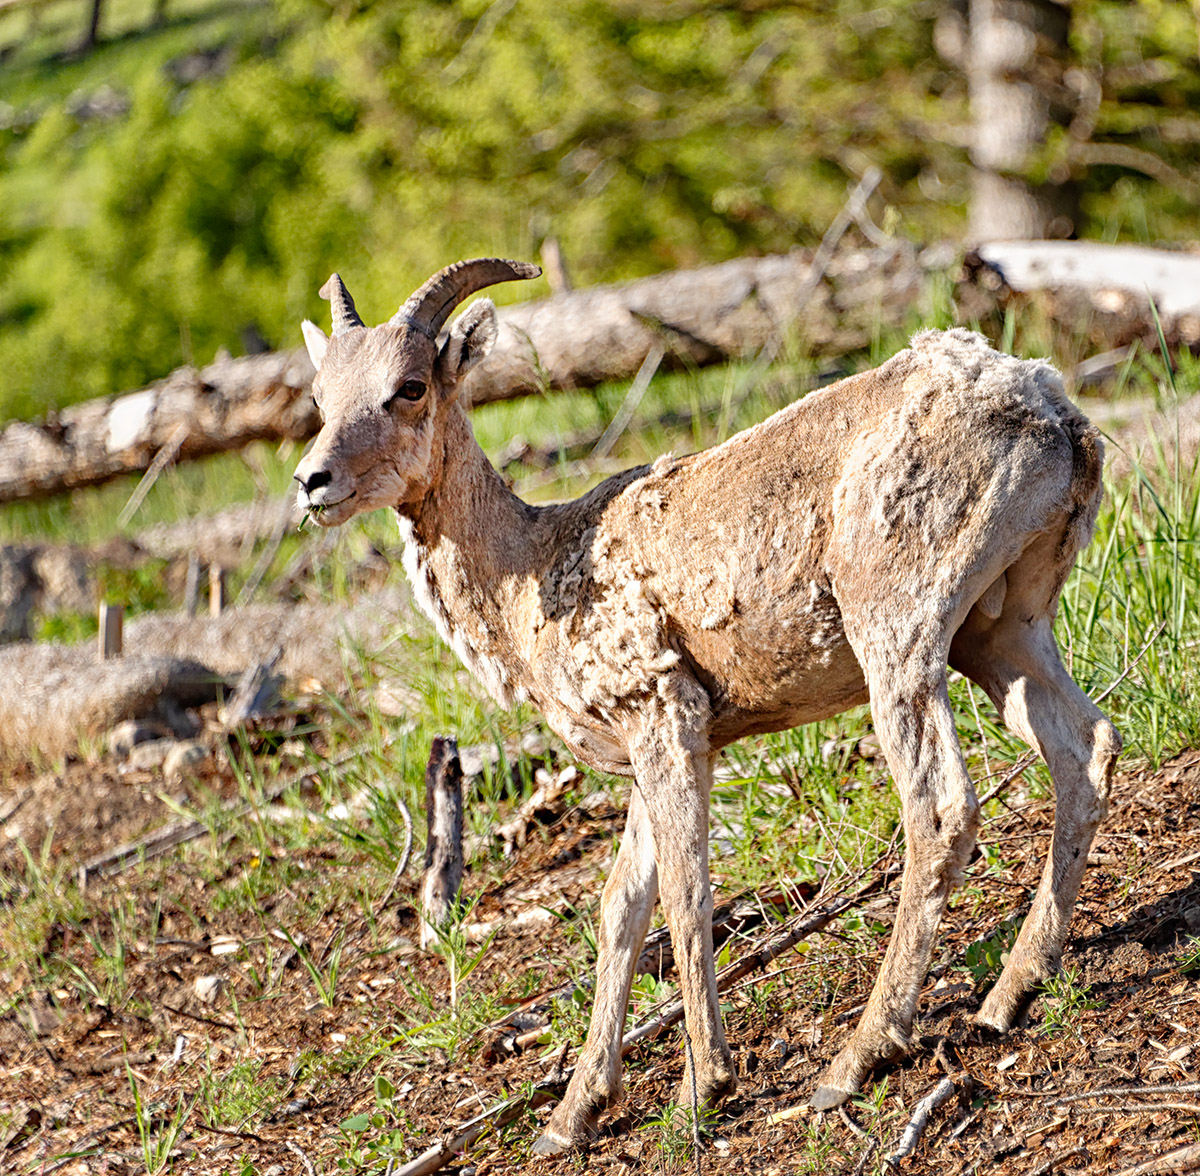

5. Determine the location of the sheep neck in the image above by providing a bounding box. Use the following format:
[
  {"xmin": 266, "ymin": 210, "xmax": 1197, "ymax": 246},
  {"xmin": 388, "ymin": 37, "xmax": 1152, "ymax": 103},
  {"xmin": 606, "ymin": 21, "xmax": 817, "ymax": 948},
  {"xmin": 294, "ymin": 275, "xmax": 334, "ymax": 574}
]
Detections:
[{"xmin": 395, "ymin": 405, "xmax": 537, "ymax": 705}]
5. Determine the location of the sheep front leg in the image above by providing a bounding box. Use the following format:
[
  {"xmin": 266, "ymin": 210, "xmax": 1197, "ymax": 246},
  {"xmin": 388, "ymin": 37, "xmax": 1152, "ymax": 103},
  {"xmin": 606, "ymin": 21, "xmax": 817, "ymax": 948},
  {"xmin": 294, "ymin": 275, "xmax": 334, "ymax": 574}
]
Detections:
[
  {"xmin": 628, "ymin": 691, "xmax": 736, "ymax": 1122},
  {"xmin": 533, "ymin": 788, "xmax": 658, "ymax": 1154}
]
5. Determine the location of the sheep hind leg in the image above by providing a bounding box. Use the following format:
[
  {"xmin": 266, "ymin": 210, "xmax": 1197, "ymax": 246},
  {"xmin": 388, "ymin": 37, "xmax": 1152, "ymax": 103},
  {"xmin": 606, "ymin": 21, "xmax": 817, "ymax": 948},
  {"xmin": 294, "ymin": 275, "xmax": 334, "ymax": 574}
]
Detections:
[
  {"xmin": 950, "ymin": 614, "xmax": 1121, "ymax": 1032},
  {"xmin": 532, "ymin": 788, "xmax": 659, "ymax": 1154},
  {"xmin": 811, "ymin": 633, "xmax": 980, "ymax": 1110}
]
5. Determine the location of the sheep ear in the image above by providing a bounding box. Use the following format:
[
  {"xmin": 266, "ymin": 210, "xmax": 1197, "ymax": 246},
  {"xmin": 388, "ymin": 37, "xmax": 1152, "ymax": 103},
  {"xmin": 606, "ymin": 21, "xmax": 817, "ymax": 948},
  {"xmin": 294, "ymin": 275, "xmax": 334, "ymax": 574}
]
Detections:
[
  {"xmin": 437, "ymin": 299, "xmax": 498, "ymax": 392},
  {"xmin": 301, "ymin": 319, "xmax": 329, "ymax": 369}
]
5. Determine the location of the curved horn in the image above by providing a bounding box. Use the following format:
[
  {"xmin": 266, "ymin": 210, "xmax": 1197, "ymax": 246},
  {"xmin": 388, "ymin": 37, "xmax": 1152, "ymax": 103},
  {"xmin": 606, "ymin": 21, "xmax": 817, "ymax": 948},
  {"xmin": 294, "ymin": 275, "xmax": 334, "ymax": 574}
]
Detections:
[
  {"xmin": 318, "ymin": 273, "xmax": 365, "ymax": 336},
  {"xmin": 391, "ymin": 258, "xmax": 541, "ymax": 339}
]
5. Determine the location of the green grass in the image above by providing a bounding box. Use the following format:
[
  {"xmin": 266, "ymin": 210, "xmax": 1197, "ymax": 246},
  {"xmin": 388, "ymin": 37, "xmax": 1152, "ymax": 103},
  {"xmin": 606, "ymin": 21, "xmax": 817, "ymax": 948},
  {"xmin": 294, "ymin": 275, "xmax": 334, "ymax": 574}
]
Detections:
[
  {"xmin": 0, "ymin": 0, "xmax": 270, "ymax": 111},
  {"xmin": 197, "ymin": 1058, "xmax": 287, "ymax": 1129},
  {"xmin": 2, "ymin": 317, "xmax": 1199, "ymax": 1176}
]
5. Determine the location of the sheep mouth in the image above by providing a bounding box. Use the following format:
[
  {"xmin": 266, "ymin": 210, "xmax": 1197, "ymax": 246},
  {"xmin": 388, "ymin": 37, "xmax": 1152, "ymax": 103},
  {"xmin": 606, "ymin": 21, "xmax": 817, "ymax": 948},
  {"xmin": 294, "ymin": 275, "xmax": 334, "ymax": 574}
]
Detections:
[{"xmin": 299, "ymin": 491, "xmax": 356, "ymax": 529}]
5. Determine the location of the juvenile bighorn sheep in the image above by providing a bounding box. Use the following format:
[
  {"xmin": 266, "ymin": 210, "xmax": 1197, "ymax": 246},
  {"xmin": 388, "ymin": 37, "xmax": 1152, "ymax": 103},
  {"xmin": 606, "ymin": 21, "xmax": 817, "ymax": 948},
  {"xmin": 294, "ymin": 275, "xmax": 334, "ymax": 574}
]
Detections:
[{"xmin": 294, "ymin": 259, "xmax": 1121, "ymax": 1152}]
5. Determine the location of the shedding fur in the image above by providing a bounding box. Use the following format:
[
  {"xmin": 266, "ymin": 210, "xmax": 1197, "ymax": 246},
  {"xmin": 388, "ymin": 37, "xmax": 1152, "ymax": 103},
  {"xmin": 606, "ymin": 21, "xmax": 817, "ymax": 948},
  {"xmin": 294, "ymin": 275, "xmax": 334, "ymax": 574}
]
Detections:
[{"xmin": 293, "ymin": 263, "xmax": 1122, "ymax": 1148}]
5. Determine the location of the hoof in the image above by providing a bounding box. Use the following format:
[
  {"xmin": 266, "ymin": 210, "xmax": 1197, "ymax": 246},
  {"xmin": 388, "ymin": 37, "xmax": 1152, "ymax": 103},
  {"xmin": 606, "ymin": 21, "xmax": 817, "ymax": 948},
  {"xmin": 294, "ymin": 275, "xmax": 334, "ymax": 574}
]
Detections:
[
  {"xmin": 531, "ymin": 1130, "xmax": 574, "ymax": 1156},
  {"xmin": 976, "ymin": 988, "xmax": 1033, "ymax": 1034},
  {"xmin": 971, "ymin": 1010, "xmax": 1009, "ymax": 1036},
  {"xmin": 809, "ymin": 1083, "xmax": 854, "ymax": 1112}
]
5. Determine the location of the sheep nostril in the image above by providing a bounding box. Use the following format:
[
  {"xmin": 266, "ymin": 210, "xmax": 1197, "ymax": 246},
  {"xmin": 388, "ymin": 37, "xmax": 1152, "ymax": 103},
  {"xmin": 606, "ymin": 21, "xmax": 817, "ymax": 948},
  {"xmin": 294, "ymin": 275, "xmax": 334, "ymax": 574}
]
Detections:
[{"xmin": 297, "ymin": 469, "xmax": 333, "ymax": 494}]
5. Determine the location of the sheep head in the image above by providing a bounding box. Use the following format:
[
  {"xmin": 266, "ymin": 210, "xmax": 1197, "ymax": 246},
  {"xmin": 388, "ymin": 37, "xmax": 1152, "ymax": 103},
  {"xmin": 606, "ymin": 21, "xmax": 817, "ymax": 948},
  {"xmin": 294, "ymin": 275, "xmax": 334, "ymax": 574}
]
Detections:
[{"xmin": 293, "ymin": 258, "xmax": 541, "ymax": 525}]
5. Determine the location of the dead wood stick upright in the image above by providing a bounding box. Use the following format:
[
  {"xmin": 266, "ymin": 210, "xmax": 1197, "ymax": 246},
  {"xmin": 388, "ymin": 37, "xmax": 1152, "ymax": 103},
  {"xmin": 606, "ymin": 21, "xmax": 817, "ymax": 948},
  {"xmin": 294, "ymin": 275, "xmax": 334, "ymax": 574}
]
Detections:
[
  {"xmin": 97, "ymin": 602, "xmax": 123, "ymax": 660},
  {"xmin": 420, "ymin": 736, "xmax": 465, "ymax": 950}
]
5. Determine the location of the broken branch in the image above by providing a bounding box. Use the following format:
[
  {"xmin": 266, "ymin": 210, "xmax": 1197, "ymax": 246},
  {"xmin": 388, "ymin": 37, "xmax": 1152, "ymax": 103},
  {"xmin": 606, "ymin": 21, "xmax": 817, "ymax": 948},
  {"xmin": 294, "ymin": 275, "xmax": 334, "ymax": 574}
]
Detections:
[{"xmin": 885, "ymin": 1075, "xmax": 958, "ymax": 1164}]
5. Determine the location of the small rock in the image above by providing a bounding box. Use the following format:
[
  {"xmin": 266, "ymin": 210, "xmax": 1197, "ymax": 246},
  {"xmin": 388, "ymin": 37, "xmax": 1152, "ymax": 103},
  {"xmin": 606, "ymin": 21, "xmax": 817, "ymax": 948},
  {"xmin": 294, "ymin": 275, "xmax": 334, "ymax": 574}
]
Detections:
[
  {"xmin": 108, "ymin": 720, "xmax": 163, "ymax": 759},
  {"xmin": 373, "ymin": 679, "xmax": 421, "ymax": 718},
  {"xmin": 459, "ymin": 742, "xmax": 500, "ymax": 778},
  {"xmin": 163, "ymin": 740, "xmax": 209, "ymax": 781},
  {"xmin": 193, "ymin": 976, "xmax": 224, "ymax": 1004},
  {"xmin": 512, "ymin": 907, "xmax": 557, "ymax": 929},
  {"xmin": 126, "ymin": 738, "xmax": 177, "ymax": 772}
]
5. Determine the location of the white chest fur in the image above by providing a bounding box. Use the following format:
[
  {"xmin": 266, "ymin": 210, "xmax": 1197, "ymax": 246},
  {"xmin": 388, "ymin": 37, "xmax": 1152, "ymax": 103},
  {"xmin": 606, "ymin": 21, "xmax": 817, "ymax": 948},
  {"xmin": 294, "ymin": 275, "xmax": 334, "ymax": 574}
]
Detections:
[{"xmin": 395, "ymin": 515, "xmax": 522, "ymax": 708}]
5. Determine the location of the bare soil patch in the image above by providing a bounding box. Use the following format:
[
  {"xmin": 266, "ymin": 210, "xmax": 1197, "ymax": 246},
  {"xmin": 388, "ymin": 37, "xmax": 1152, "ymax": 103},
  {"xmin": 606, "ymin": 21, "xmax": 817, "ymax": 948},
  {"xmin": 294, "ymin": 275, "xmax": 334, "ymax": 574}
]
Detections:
[{"xmin": 3, "ymin": 743, "xmax": 1200, "ymax": 1175}]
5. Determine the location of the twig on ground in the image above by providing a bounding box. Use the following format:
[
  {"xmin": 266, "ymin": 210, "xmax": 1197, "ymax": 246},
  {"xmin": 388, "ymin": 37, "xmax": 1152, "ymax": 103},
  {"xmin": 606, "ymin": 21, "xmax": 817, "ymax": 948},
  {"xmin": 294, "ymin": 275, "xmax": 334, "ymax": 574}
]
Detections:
[
  {"xmin": 1028, "ymin": 1144, "xmax": 1089, "ymax": 1176},
  {"xmin": 77, "ymin": 733, "xmax": 398, "ymax": 883},
  {"xmin": 375, "ymin": 796, "xmax": 416, "ymax": 917},
  {"xmin": 840, "ymin": 1108, "xmax": 888, "ymax": 1176},
  {"xmin": 851, "ymin": 1137, "xmax": 880, "ymax": 1176},
  {"xmin": 284, "ymin": 1140, "xmax": 318, "ymax": 1175},
  {"xmin": 839, "ymin": 1105, "xmax": 882, "ymax": 1176},
  {"xmin": 190, "ymin": 1121, "xmax": 268, "ymax": 1144},
  {"xmin": 1113, "ymin": 1141, "xmax": 1200, "ymax": 1176},
  {"xmin": 620, "ymin": 866, "xmax": 895, "ymax": 1055},
  {"xmin": 391, "ymin": 1091, "xmax": 557, "ymax": 1176},
  {"xmin": 681, "ymin": 1023, "xmax": 704, "ymax": 1174},
  {"xmin": 1067, "ymin": 1101, "xmax": 1200, "ymax": 1115},
  {"xmin": 161, "ymin": 1003, "xmax": 249, "ymax": 1033},
  {"xmin": 947, "ymin": 1105, "xmax": 982, "ymax": 1142},
  {"xmin": 1052, "ymin": 1081, "xmax": 1200, "ymax": 1103},
  {"xmin": 885, "ymin": 1075, "xmax": 957, "ymax": 1165},
  {"xmin": 0, "ymin": 788, "xmax": 31, "ymax": 826},
  {"xmin": 839, "ymin": 1104, "xmax": 870, "ymax": 1141}
]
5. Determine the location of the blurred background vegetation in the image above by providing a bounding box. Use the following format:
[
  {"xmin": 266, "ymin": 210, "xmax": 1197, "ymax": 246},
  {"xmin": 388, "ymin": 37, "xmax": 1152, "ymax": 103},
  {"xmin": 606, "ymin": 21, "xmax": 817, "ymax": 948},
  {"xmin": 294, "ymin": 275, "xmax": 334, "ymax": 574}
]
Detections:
[{"xmin": 0, "ymin": 0, "xmax": 1198, "ymax": 423}]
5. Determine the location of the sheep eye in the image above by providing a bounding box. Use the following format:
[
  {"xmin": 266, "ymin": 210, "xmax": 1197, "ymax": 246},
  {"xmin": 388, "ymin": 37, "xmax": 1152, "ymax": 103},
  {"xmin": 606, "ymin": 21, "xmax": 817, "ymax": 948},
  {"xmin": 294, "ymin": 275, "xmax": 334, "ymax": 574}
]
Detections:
[{"xmin": 387, "ymin": 380, "xmax": 426, "ymax": 407}]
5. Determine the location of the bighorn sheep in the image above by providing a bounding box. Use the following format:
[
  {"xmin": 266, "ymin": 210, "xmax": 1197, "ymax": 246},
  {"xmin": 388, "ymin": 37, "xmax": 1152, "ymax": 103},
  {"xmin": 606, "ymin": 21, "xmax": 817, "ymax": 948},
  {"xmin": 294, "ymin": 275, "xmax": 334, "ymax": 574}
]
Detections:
[{"xmin": 294, "ymin": 258, "xmax": 1121, "ymax": 1152}]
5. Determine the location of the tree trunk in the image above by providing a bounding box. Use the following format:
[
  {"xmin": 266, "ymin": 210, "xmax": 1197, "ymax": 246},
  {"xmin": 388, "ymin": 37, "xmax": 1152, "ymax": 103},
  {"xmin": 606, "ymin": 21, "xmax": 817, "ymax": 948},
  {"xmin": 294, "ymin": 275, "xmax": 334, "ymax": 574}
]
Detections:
[
  {"xmin": 966, "ymin": 0, "xmax": 1074, "ymax": 242},
  {"xmin": 80, "ymin": 0, "xmax": 104, "ymax": 51}
]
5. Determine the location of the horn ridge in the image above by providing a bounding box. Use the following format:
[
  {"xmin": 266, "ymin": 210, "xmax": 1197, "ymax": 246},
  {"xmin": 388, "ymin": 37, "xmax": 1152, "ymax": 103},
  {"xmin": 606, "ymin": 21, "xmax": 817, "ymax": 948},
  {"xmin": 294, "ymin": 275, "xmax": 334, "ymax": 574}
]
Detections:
[
  {"xmin": 318, "ymin": 273, "xmax": 365, "ymax": 336},
  {"xmin": 391, "ymin": 258, "xmax": 541, "ymax": 338}
]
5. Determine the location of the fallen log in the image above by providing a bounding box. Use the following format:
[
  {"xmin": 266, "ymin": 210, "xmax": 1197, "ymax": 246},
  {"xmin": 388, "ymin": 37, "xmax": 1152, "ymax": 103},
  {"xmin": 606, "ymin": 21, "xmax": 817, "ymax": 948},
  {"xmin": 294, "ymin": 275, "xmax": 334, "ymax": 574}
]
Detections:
[
  {"xmin": 974, "ymin": 240, "xmax": 1200, "ymax": 342},
  {"xmin": 0, "ymin": 242, "xmax": 928, "ymax": 504},
  {"xmin": 0, "ymin": 590, "xmax": 406, "ymax": 761},
  {"xmin": 5, "ymin": 239, "xmax": 1199, "ymax": 507}
]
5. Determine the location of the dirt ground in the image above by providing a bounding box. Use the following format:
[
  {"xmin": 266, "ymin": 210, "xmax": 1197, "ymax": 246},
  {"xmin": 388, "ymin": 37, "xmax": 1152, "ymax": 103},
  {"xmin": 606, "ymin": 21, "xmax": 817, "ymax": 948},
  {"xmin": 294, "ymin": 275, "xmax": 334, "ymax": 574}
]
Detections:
[{"xmin": 3, "ymin": 734, "xmax": 1200, "ymax": 1175}]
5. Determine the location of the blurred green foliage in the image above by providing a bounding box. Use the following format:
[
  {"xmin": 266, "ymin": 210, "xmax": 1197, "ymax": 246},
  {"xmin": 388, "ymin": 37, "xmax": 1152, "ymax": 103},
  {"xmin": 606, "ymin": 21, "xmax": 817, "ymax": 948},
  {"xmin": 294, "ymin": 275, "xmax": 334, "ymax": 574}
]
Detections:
[{"xmin": 0, "ymin": 0, "xmax": 1197, "ymax": 422}]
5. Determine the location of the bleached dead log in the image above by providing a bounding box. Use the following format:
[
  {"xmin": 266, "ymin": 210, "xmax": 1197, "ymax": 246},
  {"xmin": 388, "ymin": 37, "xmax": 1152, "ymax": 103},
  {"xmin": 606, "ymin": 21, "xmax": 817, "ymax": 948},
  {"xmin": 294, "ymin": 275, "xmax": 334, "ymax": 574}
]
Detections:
[
  {"xmin": 5, "ymin": 239, "xmax": 1198, "ymax": 508},
  {"xmin": 966, "ymin": 240, "xmax": 1200, "ymax": 348},
  {"xmin": 0, "ymin": 348, "xmax": 319, "ymax": 505},
  {"xmin": 976, "ymin": 241, "xmax": 1200, "ymax": 329},
  {"xmin": 0, "ymin": 245, "xmax": 928, "ymax": 504},
  {"xmin": 420, "ymin": 736, "xmax": 465, "ymax": 950},
  {"xmin": 0, "ymin": 591, "xmax": 405, "ymax": 761}
]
